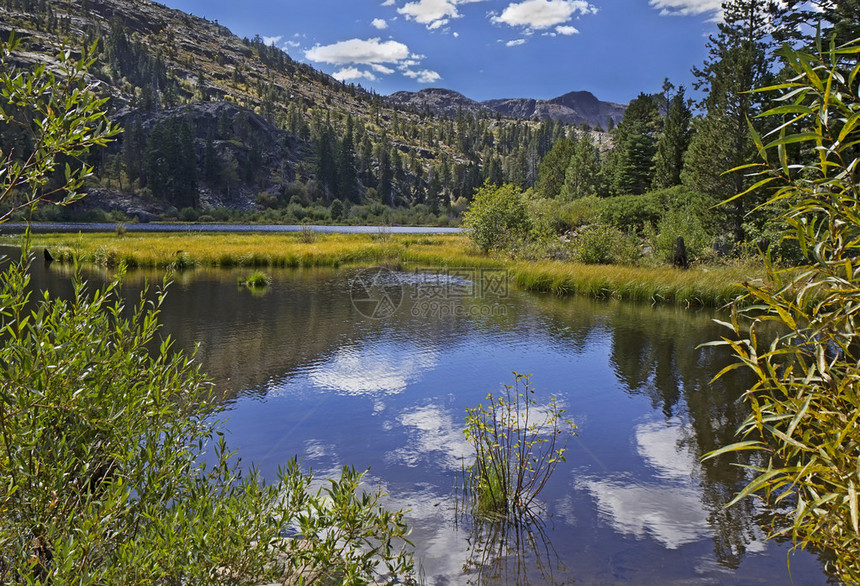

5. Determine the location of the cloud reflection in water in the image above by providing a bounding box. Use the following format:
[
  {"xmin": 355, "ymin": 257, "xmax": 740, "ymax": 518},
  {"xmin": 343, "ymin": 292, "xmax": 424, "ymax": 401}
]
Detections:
[
  {"xmin": 306, "ymin": 342, "xmax": 438, "ymax": 397},
  {"xmin": 579, "ymin": 418, "xmax": 711, "ymax": 549}
]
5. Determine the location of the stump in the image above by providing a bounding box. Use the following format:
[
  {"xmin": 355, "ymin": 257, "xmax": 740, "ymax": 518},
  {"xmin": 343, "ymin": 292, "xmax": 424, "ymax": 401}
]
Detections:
[{"xmin": 673, "ymin": 236, "xmax": 688, "ymax": 269}]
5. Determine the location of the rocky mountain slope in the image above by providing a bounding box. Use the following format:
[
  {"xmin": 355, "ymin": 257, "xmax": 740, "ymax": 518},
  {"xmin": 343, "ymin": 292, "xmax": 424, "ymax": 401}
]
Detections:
[
  {"xmin": 1, "ymin": 0, "xmax": 618, "ymax": 220},
  {"xmin": 387, "ymin": 89, "xmax": 626, "ymax": 129}
]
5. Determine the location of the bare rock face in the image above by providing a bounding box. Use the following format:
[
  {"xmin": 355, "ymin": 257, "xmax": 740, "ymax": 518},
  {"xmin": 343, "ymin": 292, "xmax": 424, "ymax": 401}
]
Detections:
[{"xmin": 389, "ymin": 89, "xmax": 626, "ymax": 129}]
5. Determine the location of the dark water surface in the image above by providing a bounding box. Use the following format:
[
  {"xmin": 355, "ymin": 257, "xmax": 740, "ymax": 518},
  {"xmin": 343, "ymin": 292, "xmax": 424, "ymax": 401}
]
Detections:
[{"xmin": 26, "ymin": 257, "xmax": 830, "ymax": 585}]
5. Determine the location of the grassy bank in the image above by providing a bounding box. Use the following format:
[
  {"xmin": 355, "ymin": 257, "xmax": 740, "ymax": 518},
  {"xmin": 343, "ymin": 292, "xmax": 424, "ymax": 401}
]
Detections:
[{"xmin": 23, "ymin": 232, "xmax": 756, "ymax": 307}]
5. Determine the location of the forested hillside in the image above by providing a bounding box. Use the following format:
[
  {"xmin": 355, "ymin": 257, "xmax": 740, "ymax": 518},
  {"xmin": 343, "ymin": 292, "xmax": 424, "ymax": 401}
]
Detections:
[
  {"xmin": 2, "ymin": 0, "xmax": 857, "ymax": 242},
  {"xmin": 0, "ymin": 0, "xmax": 613, "ymax": 224}
]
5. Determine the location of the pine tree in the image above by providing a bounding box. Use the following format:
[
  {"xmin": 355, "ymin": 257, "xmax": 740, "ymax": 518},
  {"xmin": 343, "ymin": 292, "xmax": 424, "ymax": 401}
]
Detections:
[
  {"xmin": 652, "ymin": 86, "xmax": 692, "ymax": 189},
  {"xmin": 534, "ymin": 138, "xmax": 575, "ymax": 198},
  {"xmin": 560, "ymin": 133, "xmax": 603, "ymax": 200},
  {"xmin": 337, "ymin": 115, "xmax": 359, "ymax": 203},
  {"xmin": 683, "ymin": 0, "xmax": 774, "ymax": 242},
  {"xmin": 611, "ymin": 93, "xmax": 660, "ymax": 195}
]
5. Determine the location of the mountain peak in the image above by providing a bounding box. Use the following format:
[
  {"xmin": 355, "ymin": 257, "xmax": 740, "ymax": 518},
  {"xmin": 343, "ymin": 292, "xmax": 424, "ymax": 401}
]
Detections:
[{"xmin": 387, "ymin": 88, "xmax": 625, "ymax": 128}]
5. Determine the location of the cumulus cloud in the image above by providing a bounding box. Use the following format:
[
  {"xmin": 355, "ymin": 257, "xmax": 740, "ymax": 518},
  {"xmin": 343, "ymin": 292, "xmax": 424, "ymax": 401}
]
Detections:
[
  {"xmin": 398, "ymin": 0, "xmax": 486, "ymax": 30},
  {"xmin": 262, "ymin": 35, "xmax": 282, "ymax": 46},
  {"xmin": 381, "ymin": 0, "xmax": 395, "ymax": 4},
  {"xmin": 506, "ymin": 38, "xmax": 527, "ymax": 46},
  {"xmin": 649, "ymin": 0, "xmax": 722, "ymax": 17},
  {"xmin": 372, "ymin": 17, "xmax": 389, "ymax": 29},
  {"xmin": 555, "ymin": 24, "xmax": 578, "ymax": 34},
  {"xmin": 305, "ymin": 36, "xmax": 441, "ymax": 85},
  {"xmin": 333, "ymin": 67, "xmax": 377, "ymax": 82},
  {"xmin": 402, "ymin": 68, "xmax": 442, "ymax": 83},
  {"xmin": 492, "ymin": 0, "xmax": 597, "ymax": 31},
  {"xmin": 305, "ymin": 37, "xmax": 410, "ymax": 65}
]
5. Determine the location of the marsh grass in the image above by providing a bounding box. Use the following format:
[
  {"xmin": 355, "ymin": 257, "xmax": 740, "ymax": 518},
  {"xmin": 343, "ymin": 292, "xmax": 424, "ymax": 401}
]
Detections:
[
  {"xmin": 240, "ymin": 271, "xmax": 270, "ymax": 288},
  {"xmin": 29, "ymin": 232, "xmax": 757, "ymax": 306}
]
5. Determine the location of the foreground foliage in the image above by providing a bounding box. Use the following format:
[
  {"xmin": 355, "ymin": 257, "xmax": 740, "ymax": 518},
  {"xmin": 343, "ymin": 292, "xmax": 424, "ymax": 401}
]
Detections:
[
  {"xmin": 0, "ymin": 33, "xmax": 414, "ymax": 585},
  {"xmin": 0, "ymin": 35, "xmax": 119, "ymax": 222},
  {"xmin": 463, "ymin": 373, "xmax": 576, "ymax": 518},
  {"xmin": 0, "ymin": 255, "xmax": 414, "ymax": 584},
  {"xmin": 704, "ymin": 39, "xmax": 860, "ymax": 582}
]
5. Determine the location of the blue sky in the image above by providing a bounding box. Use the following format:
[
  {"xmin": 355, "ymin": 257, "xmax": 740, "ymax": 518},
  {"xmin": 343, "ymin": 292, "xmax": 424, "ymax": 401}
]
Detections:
[{"xmin": 161, "ymin": 0, "xmax": 723, "ymax": 105}]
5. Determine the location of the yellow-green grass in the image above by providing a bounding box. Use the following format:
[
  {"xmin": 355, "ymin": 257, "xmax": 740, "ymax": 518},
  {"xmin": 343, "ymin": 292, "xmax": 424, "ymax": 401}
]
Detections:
[{"xmin": 25, "ymin": 232, "xmax": 755, "ymax": 307}]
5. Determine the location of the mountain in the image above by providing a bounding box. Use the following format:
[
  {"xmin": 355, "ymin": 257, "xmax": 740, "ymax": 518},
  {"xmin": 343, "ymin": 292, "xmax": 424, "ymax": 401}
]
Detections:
[
  {"xmin": 2, "ymin": 0, "xmax": 619, "ymax": 221},
  {"xmin": 388, "ymin": 89, "xmax": 626, "ymax": 130},
  {"xmin": 386, "ymin": 88, "xmax": 493, "ymax": 118}
]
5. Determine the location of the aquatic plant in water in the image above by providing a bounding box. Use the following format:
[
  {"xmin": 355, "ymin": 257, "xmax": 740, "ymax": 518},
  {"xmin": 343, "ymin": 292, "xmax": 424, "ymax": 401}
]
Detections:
[{"xmin": 463, "ymin": 373, "xmax": 576, "ymax": 519}]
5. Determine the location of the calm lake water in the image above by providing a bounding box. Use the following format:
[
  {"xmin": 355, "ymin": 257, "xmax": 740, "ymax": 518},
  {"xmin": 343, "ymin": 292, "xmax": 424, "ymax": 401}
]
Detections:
[{"xmin": 25, "ymin": 256, "xmax": 831, "ymax": 585}]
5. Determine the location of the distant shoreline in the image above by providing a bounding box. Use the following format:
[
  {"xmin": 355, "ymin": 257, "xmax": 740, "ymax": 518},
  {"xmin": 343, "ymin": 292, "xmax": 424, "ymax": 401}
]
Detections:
[{"xmin": 0, "ymin": 222, "xmax": 462, "ymax": 235}]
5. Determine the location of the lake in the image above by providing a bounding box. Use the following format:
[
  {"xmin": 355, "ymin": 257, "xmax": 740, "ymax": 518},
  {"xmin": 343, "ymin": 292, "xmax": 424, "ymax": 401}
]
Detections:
[{"xmin": 27, "ymin": 257, "xmax": 830, "ymax": 584}]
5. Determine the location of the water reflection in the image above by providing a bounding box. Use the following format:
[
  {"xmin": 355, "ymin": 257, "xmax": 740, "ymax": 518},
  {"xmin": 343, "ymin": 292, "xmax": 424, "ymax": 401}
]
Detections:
[
  {"xmin": 578, "ymin": 419, "xmax": 710, "ymax": 550},
  {"xmin": 20, "ymin": 255, "xmax": 831, "ymax": 584}
]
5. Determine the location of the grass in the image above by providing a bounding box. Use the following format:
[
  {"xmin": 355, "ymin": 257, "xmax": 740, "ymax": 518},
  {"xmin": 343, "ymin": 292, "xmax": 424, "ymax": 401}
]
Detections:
[
  {"xmin": 25, "ymin": 232, "xmax": 757, "ymax": 307},
  {"xmin": 240, "ymin": 271, "xmax": 270, "ymax": 288}
]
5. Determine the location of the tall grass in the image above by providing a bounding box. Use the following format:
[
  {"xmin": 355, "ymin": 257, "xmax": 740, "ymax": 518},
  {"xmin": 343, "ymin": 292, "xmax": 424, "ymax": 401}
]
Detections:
[{"xmin": 28, "ymin": 232, "xmax": 755, "ymax": 307}]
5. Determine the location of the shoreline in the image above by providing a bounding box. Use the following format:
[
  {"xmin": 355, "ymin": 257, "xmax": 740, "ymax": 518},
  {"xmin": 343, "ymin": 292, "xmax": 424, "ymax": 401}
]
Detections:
[{"xmin": 20, "ymin": 232, "xmax": 753, "ymax": 307}]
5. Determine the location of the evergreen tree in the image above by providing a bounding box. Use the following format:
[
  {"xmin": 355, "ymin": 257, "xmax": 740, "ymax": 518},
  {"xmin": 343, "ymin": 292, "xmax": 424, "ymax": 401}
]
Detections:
[
  {"xmin": 316, "ymin": 124, "xmax": 337, "ymax": 201},
  {"xmin": 534, "ymin": 138, "xmax": 575, "ymax": 198},
  {"xmin": 611, "ymin": 93, "xmax": 660, "ymax": 195},
  {"xmin": 337, "ymin": 115, "xmax": 359, "ymax": 203},
  {"xmin": 683, "ymin": 0, "xmax": 774, "ymax": 242},
  {"xmin": 559, "ymin": 133, "xmax": 603, "ymax": 200},
  {"xmin": 652, "ymin": 86, "xmax": 692, "ymax": 189}
]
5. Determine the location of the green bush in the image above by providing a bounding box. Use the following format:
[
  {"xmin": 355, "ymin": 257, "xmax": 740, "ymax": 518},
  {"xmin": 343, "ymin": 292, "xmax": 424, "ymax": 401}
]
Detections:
[
  {"xmin": 650, "ymin": 208, "xmax": 713, "ymax": 264},
  {"xmin": 598, "ymin": 193, "xmax": 663, "ymax": 232},
  {"xmin": 462, "ymin": 182, "xmax": 532, "ymax": 252},
  {"xmin": 572, "ymin": 224, "xmax": 640, "ymax": 265}
]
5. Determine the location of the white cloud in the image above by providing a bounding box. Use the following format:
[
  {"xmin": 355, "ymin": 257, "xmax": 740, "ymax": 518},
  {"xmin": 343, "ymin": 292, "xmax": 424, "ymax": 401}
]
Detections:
[
  {"xmin": 372, "ymin": 17, "xmax": 389, "ymax": 29},
  {"xmin": 649, "ymin": 0, "xmax": 721, "ymax": 16},
  {"xmin": 398, "ymin": 0, "xmax": 486, "ymax": 30},
  {"xmin": 333, "ymin": 67, "xmax": 377, "ymax": 82},
  {"xmin": 555, "ymin": 24, "xmax": 578, "ymax": 34},
  {"xmin": 506, "ymin": 38, "xmax": 527, "ymax": 46},
  {"xmin": 453, "ymin": 31, "xmax": 459, "ymax": 37},
  {"xmin": 305, "ymin": 37, "xmax": 410, "ymax": 65},
  {"xmin": 371, "ymin": 63, "xmax": 396, "ymax": 74},
  {"xmin": 403, "ymin": 68, "xmax": 442, "ymax": 83},
  {"xmin": 381, "ymin": 0, "xmax": 395, "ymax": 4},
  {"xmin": 427, "ymin": 18, "xmax": 449, "ymax": 29},
  {"xmin": 262, "ymin": 35, "xmax": 282, "ymax": 46},
  {"xmin": 282, "ymin": 40, "xmax": 300, "ymax": 49},
  {"xmin": 492, "ymin": 0, "xmax": 596, "ymax": 30}
]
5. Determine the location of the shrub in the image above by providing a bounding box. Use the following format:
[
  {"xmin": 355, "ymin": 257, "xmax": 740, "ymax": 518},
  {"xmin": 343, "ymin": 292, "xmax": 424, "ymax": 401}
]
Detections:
[
  {"xmin": 572, "ymin": 224, "xmax": 640, "ymax": 265},
  {"xmin": 650, "ymin": 207, "xmax": 713, "ymax": 264},
  {"xmin": 704, "ymin": 39, "xmax": 860, "ymax": 582},
  {"xmin": 463, "ymin": 373, "xmax": 576, "ymax": 518},
  {"xmin": 462, "ymin": 182, "xmax": 532, "ymax": 253},
  {"xmin": 0, "ymin": 260, "xmax": 415, "ymax": 583}
]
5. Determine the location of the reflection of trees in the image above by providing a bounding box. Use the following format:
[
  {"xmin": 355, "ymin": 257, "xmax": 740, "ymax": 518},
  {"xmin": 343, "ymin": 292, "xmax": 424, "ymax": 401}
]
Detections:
[
  {"xmin": 601, "ymin": 301, "xmax": 786, "ymax": 569},
  {"xmin": 457, "ymin": 508, "xmax": 572, "ymax": 585}
]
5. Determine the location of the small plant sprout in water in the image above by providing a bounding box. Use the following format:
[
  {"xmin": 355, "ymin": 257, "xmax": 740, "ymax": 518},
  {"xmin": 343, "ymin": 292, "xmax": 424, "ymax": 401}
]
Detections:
[
  {"xmin": 240, "ymin": 270, "xmax": 271, "ymax": 288},
  {"xmin": 463, "ymin": 372, "xmax": 577, "ymax": 519}
]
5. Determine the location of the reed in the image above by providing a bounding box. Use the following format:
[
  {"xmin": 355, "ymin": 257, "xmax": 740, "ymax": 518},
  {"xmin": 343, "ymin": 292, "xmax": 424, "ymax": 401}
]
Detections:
[{"xmin": 28, "ymin": 232, "xmax": 755, "ymax": 307}]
